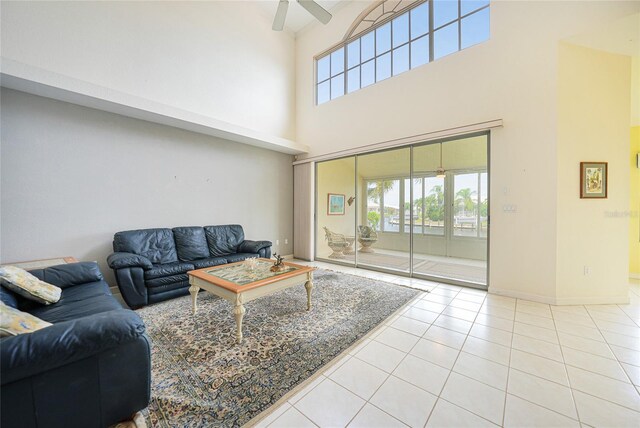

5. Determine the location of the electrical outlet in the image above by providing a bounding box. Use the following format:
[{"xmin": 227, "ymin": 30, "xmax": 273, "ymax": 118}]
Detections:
[
  {"xmin": 583, "ymin": 266, "xmax": 591, "ymax": 275},
  {"xmin": 276, "ymin": 240, "xmax": 280, "ymax": 246},
  {"xmin": 502, "ymin": 204, "xmax": 517, "ymax": 213},
  {"xmin": 284, "ymin": 239, "xmax": 289, "ymax": 245}
]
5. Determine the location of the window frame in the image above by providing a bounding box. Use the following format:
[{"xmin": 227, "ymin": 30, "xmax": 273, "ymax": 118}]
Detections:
[{"xmin": 315, "ymin": 0, "xmax": 490, "ymax": 105}]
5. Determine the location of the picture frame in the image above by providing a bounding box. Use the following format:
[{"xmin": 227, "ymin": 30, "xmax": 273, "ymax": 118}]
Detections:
[
  {"xmin": 327, "ymin": 193, "xmax": 345, "ymax": 215},
  {"xmin": 580, "ymin": 162, "xmax": 608, "ymax": 199}
]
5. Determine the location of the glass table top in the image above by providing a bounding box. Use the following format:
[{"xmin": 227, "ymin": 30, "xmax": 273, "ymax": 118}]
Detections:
[{"xmin": 205, "ymin": 259, "xmax": 299, "ymax": 286}]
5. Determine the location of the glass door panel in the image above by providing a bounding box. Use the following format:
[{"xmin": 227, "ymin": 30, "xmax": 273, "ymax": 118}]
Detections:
[
  {"xmin": 356, "ymin": 148, "xmax": 410, "ymax": 273},
  {"xmin": 315, "ymin": 157, "xmax": 356, "ymax": 265},
  {"xmin": 412, "ymin": 135, "xmax": 488, "ymax": 287}
]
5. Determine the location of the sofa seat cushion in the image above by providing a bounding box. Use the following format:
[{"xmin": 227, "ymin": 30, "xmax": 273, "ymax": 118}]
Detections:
[
  {"xmin": 144, "ymin": 262, "xmax": 194, "ymax": 280},
  {"xmin": 192, "ymin": 257, "xmax": 228, "ymax": 269},
  {"xmin": 225, "ymin": 253, "xmax": 260, "ymax": 263},
  {"xmin": 173, "ymin": 227, "xmax": 209, "ymax": 262},
  {"xmin": 145, "ymin": 274, "xmax": 188, "ymax": 289},
  {"xmin": 28, "ymin": 281, "xmax": 122, "ymax": 324},
  {"xmin": 147, "ymin": 280, "xmax": 189, "ymax": 296}
]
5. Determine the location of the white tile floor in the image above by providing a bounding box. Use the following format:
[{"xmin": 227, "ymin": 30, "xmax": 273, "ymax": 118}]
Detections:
[{"xmin": 256, "ymin": 261, "xmax": 640, "ymax": 428}]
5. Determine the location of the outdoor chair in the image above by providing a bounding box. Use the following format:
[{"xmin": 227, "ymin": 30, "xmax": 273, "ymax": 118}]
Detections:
[
  {"xmin": 357, "ymin": 225, "xmax": 378, "ymax": 253},
  {"xmin": 323, "ymin": 227, "xmax": 349, "ymax": 259}
]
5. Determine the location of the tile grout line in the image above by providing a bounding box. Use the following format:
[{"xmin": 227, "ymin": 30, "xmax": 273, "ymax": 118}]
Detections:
[
  {"xmin": 420, "ymin": 287, "xmax": 496, "ymax": 428},
  {"xmin": 582, "ymin": 304, "xmax": 640, "ymax": 395},
  {"xmin": 548, "ymin": 301, "xmax": 582, "ymax": 424},
  {"xmin": 500, "ymin": 295, "xmax": 517, "ymax": 427}
]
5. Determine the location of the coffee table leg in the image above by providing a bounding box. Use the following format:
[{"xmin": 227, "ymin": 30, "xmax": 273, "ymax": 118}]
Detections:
[
  {"xmin": 233, "ymin": 295, "xmax": 246, "ymax": 344},
  {"xmin": 189, "ymin": 285, "xmax": 200, "ymax": 315},
  {"xmin": 305, "ymin": 272, "xmax": 313, "ymax": 311}
]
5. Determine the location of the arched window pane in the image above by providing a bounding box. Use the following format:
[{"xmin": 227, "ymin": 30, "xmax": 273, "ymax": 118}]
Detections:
[
  {"xmin": 410, "ymin": 2, "xmax": 429, "ymax": 39},
  {"xmin": 392, "ymin": 13, "xmax": 409, "ymax": 48},
  {"xmin": 317, "ymin": 56, "xmax": 330, "ymax": 82},
  {"xmin": 376, "ymin": 22, "xmax": 391, "ymax": 55},
  {"xmin": 393, "ymin": 44, "xmax": 410, "ymax": 76},
  {"xmin": 434, "ymin": 22, "xmax": 459, "ymax": 59},
  {"xmin": 361, "ymin": 32, "xmax": 375, "ymax": 62},
  {"xmin": 410, "ymin": 35, "xmax": 429, "ymax": 68},
  {"xmin": 461, "ymin": 8, "xmax": 489, "ymax": 49},
  {"xmin": 434, "ymin": 0, "xmax": 459, "ymax": 28},
  {"xmin": 376, "ymin": 52, "xmax": 391, "ymax": 81},
  {"xmin": 347, "ymin": 39, "xmax": 360, "ymax": 69},
  {"xmin": 317, "ymin": 80, "xmax": 330, "ymax": 104},
  {"xmin": 347, "ymin": 67, "xmax": 361, "ymax": 93},
  {"xmin": 461, "ymin": 0, "xmax": 489, "ymax": 15},
  {"xmin": 330, "ymin": 48, "xmax": 344, "ymax": 76},
  {"xmin": 361, "ymin": 60, "xmax": 375, "ymax": 87},
  {"xmin": 331, "ymin": 73, "xmax": 345, "ymax": 99}
]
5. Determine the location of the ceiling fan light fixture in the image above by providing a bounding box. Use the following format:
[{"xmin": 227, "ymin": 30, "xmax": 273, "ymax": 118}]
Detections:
[{"xmin": 436, "ymin": 143, "xmax": 446, "ymax": 178}]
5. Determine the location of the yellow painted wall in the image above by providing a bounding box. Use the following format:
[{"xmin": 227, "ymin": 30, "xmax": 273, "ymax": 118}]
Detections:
[
  {"xmin": 556, "ymin": 42, "xmax": 631, "ymax": 303},
  {"xmin": 316, "ymin": 158, "xmax": 356, "ymax": 259},
  {"xmin": 631, "ymin": 126, "xmax": 640, "ymax": 275}
]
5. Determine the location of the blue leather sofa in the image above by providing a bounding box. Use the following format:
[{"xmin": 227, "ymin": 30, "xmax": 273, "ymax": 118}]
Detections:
[
  {"xmin": 107, "ymin": 224, "xmax": 272, "ymax": 308},
  {"xmin": 0, "ymin": 262, "xmax": 151, "ymax": 428}
]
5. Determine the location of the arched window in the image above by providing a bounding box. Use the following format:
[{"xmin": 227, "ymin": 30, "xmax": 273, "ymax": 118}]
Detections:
[{"xmin": 316, "ymin": 0, "xmax": 490, "ymax": 105}]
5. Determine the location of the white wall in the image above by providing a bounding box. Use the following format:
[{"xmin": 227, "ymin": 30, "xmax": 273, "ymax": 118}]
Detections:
[
  {"xmin": 556, "ymin": 43, "xmax": 631, "ymax": 303},
  {"xmin": 0, "ymin": 1, "xmax": 296, "ymax": 140},
  {"xmin": 0, "ymin": 89, "xmax": 294, "ymax": 285},
  {"xmin": 295, "ymin": 1, "xmax": 639, "ymax": 303}
]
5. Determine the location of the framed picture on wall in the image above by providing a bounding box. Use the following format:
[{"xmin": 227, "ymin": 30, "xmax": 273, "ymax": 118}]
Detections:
[
  {"xmin": 580, "ymin": 162, "xmax": 608, "ymax": 199},
  {"xmin": 327, "ymin": 193, "xmax": 345, "ymax": 215}
]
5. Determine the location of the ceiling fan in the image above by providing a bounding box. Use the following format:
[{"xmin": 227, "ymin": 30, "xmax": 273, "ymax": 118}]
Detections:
[{"xmin": 272, "ymin": 0, "xmax": 332, "ymax": 31}]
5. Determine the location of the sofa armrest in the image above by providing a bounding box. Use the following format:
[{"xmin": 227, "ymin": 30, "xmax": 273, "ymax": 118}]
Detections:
[
  {"xmin": 238, "ymin": 240, "xmax": 272, "ymax": 254},
  {"xmin": 107, "ymin": 252, "xmax": 152, "ymax": 270},
  {"xmin": 1, "ymin": 309, "xmax": 146, "ymax": 385}
]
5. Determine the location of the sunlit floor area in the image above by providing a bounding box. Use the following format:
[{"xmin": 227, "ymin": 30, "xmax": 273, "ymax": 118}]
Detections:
[
  {"xmin": 319, "ymin": 248, "xmax": 487, "ymax": 285},
  {"xmin": 255, "ymin": 261, "xmax": 640, "ymax": 428}
]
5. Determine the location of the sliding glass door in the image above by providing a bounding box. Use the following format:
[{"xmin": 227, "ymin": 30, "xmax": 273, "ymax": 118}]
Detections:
[
  {"xmin": 412, "ymin": 135, "xmax": 488, "ymax": 286},
  {"xmin": 315, "ymin": 133, "xmax": 489, "ymax": 288},
  {"xmin": 315, "ymin": 157, "xmax": 356, "ymax": 265},
  {"xmin": 357, "ymin": 148, "xmax": 411, "ymax": 274}
]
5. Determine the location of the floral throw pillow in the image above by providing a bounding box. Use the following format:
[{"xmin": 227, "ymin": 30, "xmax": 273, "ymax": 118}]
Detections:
[
  {"xmin": 0, "ymin": 266, "xmax": 61, "ymax": 305},
  {"xmin": 0, "ymin": 302, "xmax": 52, "ymax": 337}
]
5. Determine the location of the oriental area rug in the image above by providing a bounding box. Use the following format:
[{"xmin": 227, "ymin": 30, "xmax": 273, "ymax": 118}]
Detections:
[{"xmin": 137, "ymin": 269, "xmax": 419, "ymax": 427}]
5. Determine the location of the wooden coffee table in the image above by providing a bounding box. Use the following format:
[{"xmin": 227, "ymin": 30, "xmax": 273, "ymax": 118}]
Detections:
[{"xmin": 187, "ymin": 259, "xmax": 315, "ymax": 344}]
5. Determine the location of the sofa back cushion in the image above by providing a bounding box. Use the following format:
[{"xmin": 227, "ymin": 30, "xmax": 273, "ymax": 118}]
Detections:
[
  {"xmin": 30, "ymin": 262, "xmax": 104, "ymax": 289},
  {"xmin": 172, "ymin": 227, "xmax": 210, "ymax": 261},
  {"xmin": 204, "ymin": 225, "xmax": 245, "ymax": 257},
  {"xmin": 113, "ymin": 228, "xmax": 178, "ymax": 264}
]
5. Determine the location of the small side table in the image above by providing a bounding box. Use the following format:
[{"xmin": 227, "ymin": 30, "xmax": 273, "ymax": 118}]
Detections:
[{"xmin": 1, "ymin": 257, "xmax": 79, "ymax": 270}]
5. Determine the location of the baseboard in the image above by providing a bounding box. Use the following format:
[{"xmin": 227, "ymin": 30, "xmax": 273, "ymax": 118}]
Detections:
[
  {"xmin": 630, "ymin": 273, "xmax": 640, "ymax": 280},
  {"xmin": 489, "ymin": 287, "xmax": 630, "ymax": 305},
  {"xmin": 282, "ymin": 254, "xmax": 294, "ymax": 260}
]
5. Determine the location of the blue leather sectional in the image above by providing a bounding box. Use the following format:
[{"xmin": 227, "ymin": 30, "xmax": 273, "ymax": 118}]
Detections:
[
  {"xmin": 0, "ymin": 262, "xmax": 150, "ymax": 428},
  {"xmin": 107, "ymin": 224, "xmax": 272, "ymax": 308}
]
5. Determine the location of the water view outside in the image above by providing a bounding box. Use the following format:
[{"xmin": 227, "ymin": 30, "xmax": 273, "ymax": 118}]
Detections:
[{"xmin": 366, "ymin": 172, "xmax": 487, "ymax": 238}]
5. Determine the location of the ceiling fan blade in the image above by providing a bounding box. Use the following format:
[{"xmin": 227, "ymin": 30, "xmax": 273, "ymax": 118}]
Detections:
[
  {"xmin": 297, "ymin": 0, "xmax": 332, "ymax": 25},
  {"xmin": 272, "ymin": 0, "xmax": 289, "ymax": 31}
]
